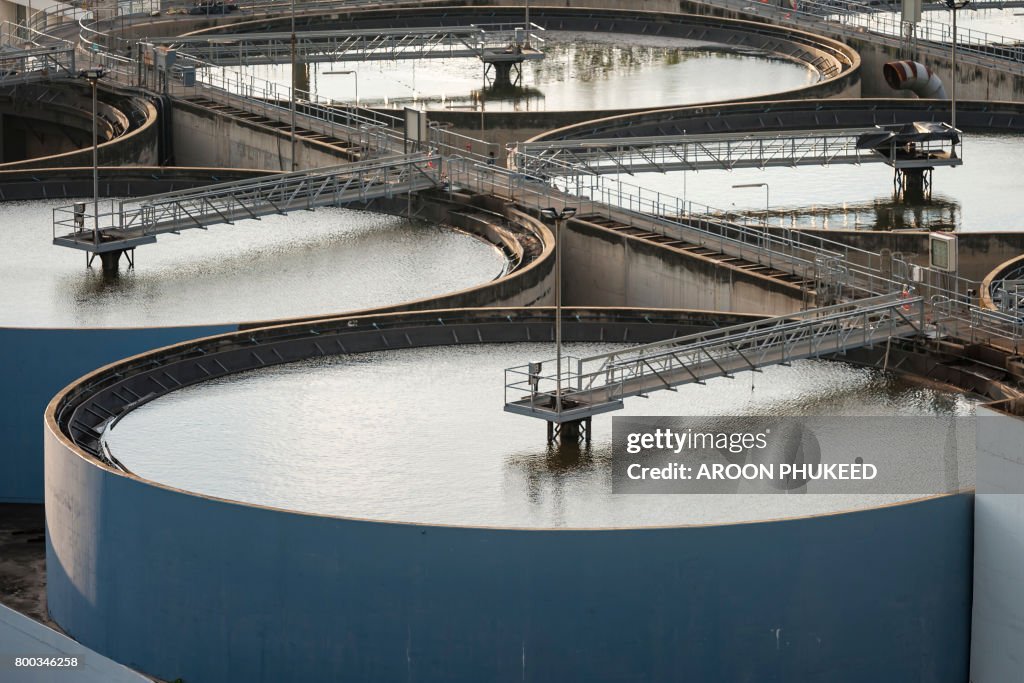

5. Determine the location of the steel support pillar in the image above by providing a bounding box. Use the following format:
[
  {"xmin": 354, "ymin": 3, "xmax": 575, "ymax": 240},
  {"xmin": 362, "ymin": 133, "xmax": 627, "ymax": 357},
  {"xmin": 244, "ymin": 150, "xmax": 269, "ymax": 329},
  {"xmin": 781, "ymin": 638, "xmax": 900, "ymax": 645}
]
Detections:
[{"xmin": 546, "ymin": 417, "xmax": 593, "ymax": 445}]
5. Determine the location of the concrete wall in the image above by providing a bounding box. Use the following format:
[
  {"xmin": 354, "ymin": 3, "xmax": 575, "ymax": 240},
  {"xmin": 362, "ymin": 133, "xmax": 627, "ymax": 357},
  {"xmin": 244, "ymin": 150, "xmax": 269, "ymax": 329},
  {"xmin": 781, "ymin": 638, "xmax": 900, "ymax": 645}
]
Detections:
[
  {"xmin": 563, "ymin": 220, "xmax": 806, "ymax": 315},
  {"xmin": 972, "ymin": 404, "xmax": 1024, "ymax": 682},
  {"xmin": 0, "ymin": 85, "xmax": 159, "ymax": 170},
  {"xmin": 171, "ymin": 101, "xmax": 351, "ymax": 171},
  {"xmin": 44, "ymin": 410, "xmax": 974, "ymax": 683}
]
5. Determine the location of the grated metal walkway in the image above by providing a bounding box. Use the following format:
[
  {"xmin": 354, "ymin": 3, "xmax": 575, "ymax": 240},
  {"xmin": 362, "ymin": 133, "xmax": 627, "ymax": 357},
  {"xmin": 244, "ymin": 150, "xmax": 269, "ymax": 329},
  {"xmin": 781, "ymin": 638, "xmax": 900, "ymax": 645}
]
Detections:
[
  {"xmin": 505, "ymin": 293, "xmax": 925, "ymax": 422},
  {"xmin": 52, "ymin": 154, "xmax": 442, "ymax": 254},
  {"xmin": 514, "ymin": 124, "xmax": 963, "ymax": 176},
  {"xmin": 147, "ymin": 25, "xmax": 545, "ymax": 67}
]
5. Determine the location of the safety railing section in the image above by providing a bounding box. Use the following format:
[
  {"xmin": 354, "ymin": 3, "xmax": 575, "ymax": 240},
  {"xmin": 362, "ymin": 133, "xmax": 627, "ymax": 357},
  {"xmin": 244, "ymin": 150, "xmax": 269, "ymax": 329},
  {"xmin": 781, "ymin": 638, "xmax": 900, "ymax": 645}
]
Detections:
[
  {"xmin": 145, "ymin": 24, "xmax": 546, "ymax": 66},
  {"xmin": 454, "ymin": 154, "xmax": 899, "ymax": 293},
  {"xmin": 702, "ymin": 0, "xmax": 1024, "ymax": 70},
  {"xmin": 516, "ymin": 129, "xmax": 888, "ymax": 176},
  {"xmin": 932, "ymin": 294, "xmax": 1024, "ymax": 350},
  {"xmin": 52, "ymin": 153, "xmax": 442, "ymax": 250},
  {"xmin": 504, "ymin": 355, "xmax": 622, "ymax": 418},
  {"xmin": 505, "ymin": 294, "xmax": 925, "ymax": 418},
  {"xmin": 0, "ymin": 22, "xmax": 76, "ymax": 84}
]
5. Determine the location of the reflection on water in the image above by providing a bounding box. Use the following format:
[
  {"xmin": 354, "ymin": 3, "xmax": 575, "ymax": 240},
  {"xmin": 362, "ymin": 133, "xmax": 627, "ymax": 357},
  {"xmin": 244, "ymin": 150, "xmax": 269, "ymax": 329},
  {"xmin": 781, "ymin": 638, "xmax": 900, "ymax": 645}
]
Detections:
[
  {"xmin": 626, "ymin": 133, "xmax": 1024, "ymax": 232},
  {"xmin": 105, "ymin": 343, "xmax": 976, "ymax": 528},
  {"xmin": 757, "ymin": 195, "xmax": 961, "ymax": 232},
  {"xmin": 0, "ymin": 201, "xmax": 506, "ymax": 327},
  {"xmin": 218, "ymin": 32, "xmax": 817, "ymax": 112}
]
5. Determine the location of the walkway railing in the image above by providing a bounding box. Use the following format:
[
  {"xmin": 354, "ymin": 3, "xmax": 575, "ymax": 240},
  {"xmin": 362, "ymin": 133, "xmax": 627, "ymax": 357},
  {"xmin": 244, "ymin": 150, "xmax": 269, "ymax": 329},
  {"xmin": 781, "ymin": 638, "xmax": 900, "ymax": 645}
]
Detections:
[
  {"xmin": 145, "ymin": 24, "xmax": 545, "ymax": 66},
  {"xmin": 0, "ymin": 22, "xmax": 76, "ymax": 85},
  {"xmin": 505, "ymin": 293, "xmax": 926, "ymax": 421},
  {"xmin": 514, "ymin": 127, "xmax": 964, "ymax": 175},
  {"xmin": 52, "ymin": 153, "xmax": 441, "ymax": 252}
]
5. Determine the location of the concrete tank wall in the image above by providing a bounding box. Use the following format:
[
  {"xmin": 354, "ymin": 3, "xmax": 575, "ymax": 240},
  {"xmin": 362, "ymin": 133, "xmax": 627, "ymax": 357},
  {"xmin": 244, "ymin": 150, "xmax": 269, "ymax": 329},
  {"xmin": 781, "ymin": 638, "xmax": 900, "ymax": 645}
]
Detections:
[
  {"xmin": 171, "ymin": 101, "xmax": 351, "ymax": 171},
  {"xmin": 563, "ymin": 220, "xmax": 806, "ymax": 315},
  {"xmin": 43, "ymin": 414, "xmax": 974, "ymax": 683},
  {"xmin": 972, "ymin": 404, "xmax": 1024, "ymax": 682},
  {"xmin": 0, "ymin": 85, "xmax": 159, "ymax": 170}
]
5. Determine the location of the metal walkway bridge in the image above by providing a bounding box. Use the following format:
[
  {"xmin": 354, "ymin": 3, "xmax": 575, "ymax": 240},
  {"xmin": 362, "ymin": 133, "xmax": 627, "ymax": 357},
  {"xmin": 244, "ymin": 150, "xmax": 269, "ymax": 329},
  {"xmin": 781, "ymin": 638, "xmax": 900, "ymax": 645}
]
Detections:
[
  {"xmin": 52, "ymin": 153, "xmax": 441, "ymax": 256},
  {"xmin": 0, "ymin": 23, "xmax": 76, "ymax": 86},
  {"xmin": 147, "ymin": 25, "xmax": 545, "ymax": 67},
  {"xmin": 505, "ymin": 294, "xmax": 926, "ymax": 423},
  {"xmin": 514, "ymin": 124, "xmax": 962, "ymax": 176}
]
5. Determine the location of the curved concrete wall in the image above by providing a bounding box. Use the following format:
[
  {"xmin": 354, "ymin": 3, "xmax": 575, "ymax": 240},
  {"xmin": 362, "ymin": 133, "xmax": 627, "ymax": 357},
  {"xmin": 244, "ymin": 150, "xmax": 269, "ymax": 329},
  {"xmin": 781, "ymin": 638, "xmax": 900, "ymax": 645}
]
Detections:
[
  {"xmin": 43, "ymin": 309, "xmax": 973, "ymax": 683},
  {"xmin": 529, "ymin": 97, "xmax": 1024, "ymax": 142},
  {"xmin": 0, "ymin": 82, "xmax": 159, "ymax": 170}
]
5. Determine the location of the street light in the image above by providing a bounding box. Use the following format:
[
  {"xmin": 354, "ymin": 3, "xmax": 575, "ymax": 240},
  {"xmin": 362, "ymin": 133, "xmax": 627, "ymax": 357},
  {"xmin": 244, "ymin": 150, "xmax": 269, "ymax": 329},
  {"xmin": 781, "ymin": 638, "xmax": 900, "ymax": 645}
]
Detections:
[
  {"xmin": 732, "ymin": 182, "xmax": 770, "ymax": 226},
  {"xmin": 290, "ymin": 0, "xmax": 297, "ymax": 171},
  {"xmin": 540, "ymin": 206, "xmax": 577, "ymax": 417},
  {"xmin": 323, "ymin": 69, "xmax": 358, "ymax": 105},
  {"xmin": 945, "ymin": 0, "xmax": 969, "ymax": 143},
  {"xmin": 79, "ymin": 68, "xmax": 105, "ymax": 249}
]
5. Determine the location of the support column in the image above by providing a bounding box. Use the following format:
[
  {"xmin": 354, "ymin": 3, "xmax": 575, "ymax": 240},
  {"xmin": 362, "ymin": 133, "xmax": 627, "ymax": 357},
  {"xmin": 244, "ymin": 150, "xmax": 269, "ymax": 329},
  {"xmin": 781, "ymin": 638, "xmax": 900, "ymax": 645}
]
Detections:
[
  {"xmin": 894, "ymin": 167, "xmax": 932, "ymax": 203},
  {"xmin": 98, "ymin": 250, "xmax": 124, "ymax": 274},
  {"xmin": 546, "ymin": 417, "xmax": 593, "ymax": 445}
]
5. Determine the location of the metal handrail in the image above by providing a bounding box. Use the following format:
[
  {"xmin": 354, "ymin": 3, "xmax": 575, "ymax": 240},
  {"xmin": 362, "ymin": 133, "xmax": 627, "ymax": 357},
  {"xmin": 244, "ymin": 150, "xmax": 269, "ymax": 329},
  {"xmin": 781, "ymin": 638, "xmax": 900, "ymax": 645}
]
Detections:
[{"xmin": 52, "ymin": 153, "xmax": 442, "ymax": 245}]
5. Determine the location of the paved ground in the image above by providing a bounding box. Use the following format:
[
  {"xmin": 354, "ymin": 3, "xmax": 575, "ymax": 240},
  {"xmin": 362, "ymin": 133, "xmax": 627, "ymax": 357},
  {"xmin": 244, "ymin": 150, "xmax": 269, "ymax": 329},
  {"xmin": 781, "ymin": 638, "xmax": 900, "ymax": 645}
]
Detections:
[
  {"xmin": 0, "ymin": 603, "xmax": 150, "ymax": 682},
  {"xmin": 0, "ymin": 505, "xmax": 47, "ymax": 626}
]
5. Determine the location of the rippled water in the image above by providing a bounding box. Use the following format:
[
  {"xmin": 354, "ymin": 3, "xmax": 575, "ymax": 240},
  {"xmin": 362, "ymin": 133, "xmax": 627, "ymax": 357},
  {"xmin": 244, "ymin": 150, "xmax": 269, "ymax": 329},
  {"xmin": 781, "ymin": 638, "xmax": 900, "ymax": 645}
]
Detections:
[
  {"xmin": 213, "ymin": 32, "xmax": 818, "ymax": 112},
  {"xmin": 104, "ymin": 343, "xmax": 976, "ymax": 528},
  {"xmin": 0, "ymin": 201, "xmax": 506, "ymax": 327},
  {"xmin": 616, "ymin": 133, "xmax": 1024, "ymax": 232}
]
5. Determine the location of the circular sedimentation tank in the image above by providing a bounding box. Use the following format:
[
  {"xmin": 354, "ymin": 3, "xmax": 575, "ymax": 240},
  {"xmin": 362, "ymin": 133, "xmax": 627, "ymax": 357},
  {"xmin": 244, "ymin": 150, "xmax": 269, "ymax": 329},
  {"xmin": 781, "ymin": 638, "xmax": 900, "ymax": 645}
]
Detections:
[
  {"xmin": 103, "ymin": 342, "xmax": 976, "ymax": 528},
  {"xmin": 223, "ymin": 31, "xmax": 821, "ymax": 112},
  {"xmin": 43, "ymin": 310, "xmax": 977, "ymax": 683},
  {"xmin": 1, "ymin": 200, "xmax": 506, "ymax": 327}
]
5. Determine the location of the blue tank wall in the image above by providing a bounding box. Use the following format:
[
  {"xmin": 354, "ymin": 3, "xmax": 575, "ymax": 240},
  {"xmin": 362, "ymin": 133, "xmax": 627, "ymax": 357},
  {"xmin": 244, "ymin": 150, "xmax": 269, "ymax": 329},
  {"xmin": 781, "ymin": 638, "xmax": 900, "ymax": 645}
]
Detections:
[
  {"xmin": 0, "ymin": 325, "xmax": 235, "ymax": 502},
  {"xmin": 45, "ymin": 427, "xmax": 974, "ymax": 683}
]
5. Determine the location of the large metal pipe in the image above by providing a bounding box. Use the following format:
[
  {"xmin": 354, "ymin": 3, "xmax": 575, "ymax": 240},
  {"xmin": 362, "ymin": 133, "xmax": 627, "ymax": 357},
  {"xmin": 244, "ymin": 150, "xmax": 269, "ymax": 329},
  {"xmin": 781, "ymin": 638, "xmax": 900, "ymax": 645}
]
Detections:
[{"xmin": 883, "ymin": 60, "xmax": 947, "ymax": 99}]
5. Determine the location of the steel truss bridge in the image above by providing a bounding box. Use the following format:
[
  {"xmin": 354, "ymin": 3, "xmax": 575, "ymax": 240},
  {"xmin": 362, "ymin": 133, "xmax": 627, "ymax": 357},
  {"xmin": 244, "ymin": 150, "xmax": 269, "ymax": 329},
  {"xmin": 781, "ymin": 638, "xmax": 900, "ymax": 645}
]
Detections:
[
  {"xmin": 505, "ymin": 294, "xmax": 926, "ymax": 423},
  {"xmin": 514, "ymin": 125, "xmax": 962, "ymax": 176},
  {"xmin": 51, "ymin": 154, "xmax": 442, "ymax": 254},
  {"xmin": 145, "ymin": 25, "xmax": 545, "ymax": 67}
]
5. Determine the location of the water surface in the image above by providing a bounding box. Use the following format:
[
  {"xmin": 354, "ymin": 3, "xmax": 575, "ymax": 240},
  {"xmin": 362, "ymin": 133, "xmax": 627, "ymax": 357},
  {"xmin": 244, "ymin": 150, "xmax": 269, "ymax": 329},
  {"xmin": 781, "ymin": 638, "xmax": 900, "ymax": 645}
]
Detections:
[
  {"xmin": 212, "ymin": 32, "xmax": 818, "ymax": 112},
  {"xmin": 614, "ymin": 133, "xmax": 1024, "ymax": 232},
  {"xmin": 0, "ymin": 201, "xmax": 506, "ymax": 327}
]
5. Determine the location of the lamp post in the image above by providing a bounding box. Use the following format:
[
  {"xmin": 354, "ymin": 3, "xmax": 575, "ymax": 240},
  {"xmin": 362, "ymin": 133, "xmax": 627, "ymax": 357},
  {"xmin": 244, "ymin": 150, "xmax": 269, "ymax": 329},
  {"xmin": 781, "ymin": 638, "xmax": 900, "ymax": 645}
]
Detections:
[
  {"xmin": 289, "ymin": 0, "xmax": 297, "ymax": 171},
  {"xmin": 540, "ymin": 206, "xmax": 576, "ymax": 416},
  {"xmin": 324, "ymin": 69, "xmax": 358, "ymax": 105},
  {"xmin": 523, "ymin": 0, "xmax": 531, "ymax": 49},
  {"xmin": 732, "ymin": 182, "xmax": 770, "ymax": 226},
  {"xmin": 79, "ymin": 68, "xmax": 105, "ymax": 249},
  {"xmin": 945, "ymin": 0, "xmax": 969, "ymax": 145}
]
